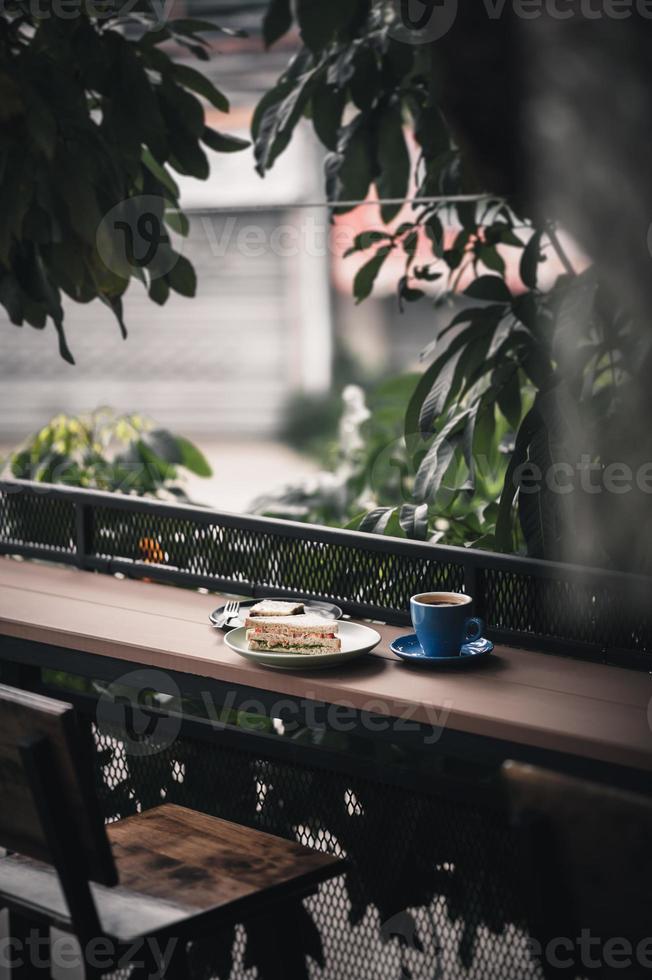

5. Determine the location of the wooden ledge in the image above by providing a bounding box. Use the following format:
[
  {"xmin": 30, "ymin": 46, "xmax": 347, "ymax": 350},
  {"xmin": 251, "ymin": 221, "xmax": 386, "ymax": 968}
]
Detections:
[{"xmin": 0, "ymin": 557, "xmax": 651, "ymax": 772}]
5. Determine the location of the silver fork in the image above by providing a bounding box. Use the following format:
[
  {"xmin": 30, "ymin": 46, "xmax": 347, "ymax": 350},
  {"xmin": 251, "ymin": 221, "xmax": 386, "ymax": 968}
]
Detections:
[{"xmin": 220, "ymin": 600, "xmax": 240, "ymax": 628}]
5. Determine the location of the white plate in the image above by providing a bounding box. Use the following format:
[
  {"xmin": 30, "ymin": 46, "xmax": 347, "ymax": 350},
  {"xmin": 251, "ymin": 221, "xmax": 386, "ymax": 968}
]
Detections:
[{"xmin": 224, "ymin": 621, "xmax": 381, "ymax": 670}]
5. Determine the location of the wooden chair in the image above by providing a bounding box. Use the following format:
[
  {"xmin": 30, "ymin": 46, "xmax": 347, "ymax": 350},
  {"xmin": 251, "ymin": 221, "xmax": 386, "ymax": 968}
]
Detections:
[
  {"xmin": 502, "ymin": 760, "xmax": 652, "ymax": 980},
  {"xmin": 0, "ymin": 683, "xmax": 343, "ymax": 978}
]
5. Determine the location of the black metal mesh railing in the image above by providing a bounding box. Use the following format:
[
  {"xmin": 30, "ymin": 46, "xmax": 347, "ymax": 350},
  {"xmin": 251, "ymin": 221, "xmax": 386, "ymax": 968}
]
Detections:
[
  {"xmin": 92, "ymin": 719, "xmax": 542, "ymax": 980},
  {"xmin": 1, "ymin": 480, "xmax": 650, "ymax": 669}
]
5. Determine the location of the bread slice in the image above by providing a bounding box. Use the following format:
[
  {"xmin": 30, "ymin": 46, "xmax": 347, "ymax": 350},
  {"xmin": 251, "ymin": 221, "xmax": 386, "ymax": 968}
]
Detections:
[
  {"xmin": 243, "ymin": 614, "xmax": 336, "ymax": 631},
  {"xmin": 246, "ymin": 615, "xmax": 341, "ymax": 654},
  {"xmin": 248, "ymin": 600, "xmax": 304, "ymax": 617}
]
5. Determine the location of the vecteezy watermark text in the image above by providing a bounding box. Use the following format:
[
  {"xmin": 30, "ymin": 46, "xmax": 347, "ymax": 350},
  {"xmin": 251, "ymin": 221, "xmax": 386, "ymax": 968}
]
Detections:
[
  {"xmin": 379, "ymin": 912, "xmax": 652, "ymax": 973},
  {"xmin": 96, "ymin": 204, "xmax": 360, "ymax": 280},
  {"xmin": 0, "ymin": 0, "xmax": 175, "ymax": 25},
  {"xmin": 0, "ymin": 932, "xmax": 178, "ymax": 977},
  {"xmin": 96, "ymin": 668, "xmax": 454, "ymax": 756},
  {"xmin": 528, "ymin": 931, "xmax": 652, "ymax": 971},
  {"xmin": 514, "ymin": 454, "xmax": 652, "ymax": 496},
  {"xmin": 6, "ymin": 440, "xmax": 652, "ymax": 504},
  {"xmin": 389, "ymin": 0, "xmax": 652, "ymax": 44}
]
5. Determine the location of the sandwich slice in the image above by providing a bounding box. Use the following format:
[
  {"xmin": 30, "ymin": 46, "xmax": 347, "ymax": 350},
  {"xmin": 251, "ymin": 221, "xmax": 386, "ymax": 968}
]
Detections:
[
  {"xmin": 247, "ymin": 600, "xmax": 305, "ymax": 617},
  {"xmin": 246, "ymin": 615, "xmax": 341, "ymax": 654}
]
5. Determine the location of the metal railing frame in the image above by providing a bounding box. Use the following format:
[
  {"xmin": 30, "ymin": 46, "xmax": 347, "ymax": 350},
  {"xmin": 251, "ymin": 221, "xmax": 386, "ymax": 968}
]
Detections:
[{"xmin": 1, "ymin": 479, "xmax": 650, "ymax": 669}]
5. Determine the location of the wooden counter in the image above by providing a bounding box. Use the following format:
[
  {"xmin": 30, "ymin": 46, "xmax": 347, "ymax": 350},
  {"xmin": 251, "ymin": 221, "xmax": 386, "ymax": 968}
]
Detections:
[{"xmin": 1, "ymin": 557, "xmax": 651, "ymax": 772}]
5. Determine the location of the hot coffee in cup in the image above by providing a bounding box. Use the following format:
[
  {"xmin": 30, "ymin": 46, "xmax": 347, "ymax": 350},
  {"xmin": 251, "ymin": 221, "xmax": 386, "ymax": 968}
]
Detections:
[
  {"xmin": 416, "ymin": 595, "xmax": 468, "ymax": 607},
  {"xmin": 410, "ymin": 592, "xmax": 483, "ymax": 658}
]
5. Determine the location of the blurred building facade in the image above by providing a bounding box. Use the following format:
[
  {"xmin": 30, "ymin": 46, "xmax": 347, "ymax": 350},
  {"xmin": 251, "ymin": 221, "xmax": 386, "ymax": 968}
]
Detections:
[
  {"xmin": 0, "ymin": 4, "xmax": 335, "ymax": 440},
  {"xmin": 0, "ymin": 0, "xmax": 451, "ymax": 444}
]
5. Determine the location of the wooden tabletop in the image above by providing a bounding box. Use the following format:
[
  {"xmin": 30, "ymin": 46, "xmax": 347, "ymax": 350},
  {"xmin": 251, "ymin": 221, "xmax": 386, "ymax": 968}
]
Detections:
[{"xmin": 1, "ymin": 557, "xmax": 651, "ymax": 772}]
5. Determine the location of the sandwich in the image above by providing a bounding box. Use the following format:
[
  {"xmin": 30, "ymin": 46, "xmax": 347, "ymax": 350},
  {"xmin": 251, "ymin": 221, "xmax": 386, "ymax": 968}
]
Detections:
[
  {"xmin": 246, "ymin": 615, "xmax": 341, "ymax": 654},
  {"xmin": 247, "ymin": 600, "xmax": 305, "ymax": 617}
]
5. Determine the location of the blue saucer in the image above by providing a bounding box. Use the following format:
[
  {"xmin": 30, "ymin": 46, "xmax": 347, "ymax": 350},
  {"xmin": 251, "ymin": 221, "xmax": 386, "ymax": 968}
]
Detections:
[{"xmin": 390, "ymin": 633, "xmax": 493, "ymax": 667}]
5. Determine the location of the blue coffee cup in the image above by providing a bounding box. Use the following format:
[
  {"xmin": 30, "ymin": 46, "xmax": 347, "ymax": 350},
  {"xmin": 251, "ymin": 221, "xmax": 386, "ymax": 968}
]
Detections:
[{"xmin": 410, "ymin": 592, "xmax": 484, "ymax": 658}]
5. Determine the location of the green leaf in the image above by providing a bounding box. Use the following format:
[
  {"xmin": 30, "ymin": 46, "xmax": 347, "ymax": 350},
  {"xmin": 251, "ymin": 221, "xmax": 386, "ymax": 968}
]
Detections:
[
  {"xmin": 464, "ymin": 276, "xmax": 511, "ymax": 303},
  {"xmin": 376, "ymin": 105, "xmax": 410, "ymax": 223},
  {"xmin": 343, "ymin": 513, "xmax": 366, "ymax": 531},
  {"xmin": 418, "ymin": 347, "xmax": 465, "ymax": 433},
  {"xmin": 520, "ymin": 231, "xmax": 543, "ymax": 290},
  {"xmin": 202, "ymin": 127, "xmax": 250, "ymax": 153},
  {"xmin": 415, "ymin": 316, "xmax": 501, "ymax": 435},
  {"xmin": 414, "ymin": 104, "xmax": 450, "ymax": 158},
  {"xmin": 413, "ymin": 265, "xmax": 442, "ymax": 282},
  {"xmin": 165, "ymin": 254, "xmax": 197, "ymax": 297},
  {"xmin": 148, "ymin": 276, "xmax": 169, "ymax": 305},
  {"xmin": 343, "ymin": 230, "xmax": 390, "ymax": 257},
  {"xmin": 167, "ymin": 19, "xmax": 219, "ymax": 36},
  {"xmin": 495, "ymin": 402, "xmax": 542, "ymax": 551},
  {"xmin": 157, "ymin": 85, "xmax": 209, "ymax": 178},
  {"xmin": 496, "ymin": 367, "xmax": 522, "ymax": 429},
  {"xmin": 518, "ymin": 388, "xmax": 577, "ymax": 559},
  {"xmin": 398, "ymin": 277, "xmax": 424, "ymax": 311},
  {"xmin": 296, "ymin": 0, "xmax": 350, "ymax": 52},
  {"xmin": 139, "ymin": 25, "xmax": 172, "ymax": 47},
  {"xmin": 325, "ymin": 115, "xmax": 375, "ymax": 209},
  {"xmin": 383, "ymin": 509, "xmax": 407, "ymax": 539},
  {"xmin": 425, "ymin": 215, "xmax": 444, "ymax": 256},
  {"xmin": 142, "ymin": 149, "xmax": 180, "ymax": 201},
  {"xmin": 143, "ymin": 429, "xmax": 183, "ymax": 464},
  {"xmin": 349, "ymin": 46, "xmax": 381, "ymax": 112},
  {"xmin": 414, "ymin": 420, "xmax": 467, "ymax": 502},
  {"xmin": 170, "ymin": 63, "xmax": 229, "ymax": 112},
  {"xmin": 403, "ymin": 230, "xmax": 418, "ymax": 258},
  {"xmin": 113, "ymin": 36, "xmax": 168, "ymax": 161},
  {"xmin": 517, "ymin": 428, "xmax": 559, "ymax": 559},
  {"xmin": 311, "ymin": 82, "xmax": 345, "ymax": 151},
  {"xmin": 175, "ymin": 436, "xmax": 212, "ymax": 477},
  {"xmin": 54, "ymin": 320, "xmax": 75, "ymax": 365},
  {"xmin": 457, "ymin": 201, "xmax": 477, "ymax": 231},
  {"xmin": 398, "ymin": 503, "xmax": 429, "ymax": 540},
  {"xmin": 53, "ymin": 163, "xmax": 103, "ymax": 246},
  {"xmin": 99, "ymin": 294, "xmax": 128, "ymax": 341},
  {"xmin": 159, "ymin": 79, "xmax": 205, "ymax": 139},
  {"xmin": 164, "ymin": 209, "xmax": 189, "ymax": 237},
  {"xmin": 174, "ymin": 39, "xmax": 211, "ymax": 62},
  {"xmin": 168, "ymin": 137, "xmax": 209, "ymax": 179},
  {"xmin": 253, "ymin": 58, "xmax": 317, "ymax": 175},
  {"xmin": 172, "ymin": 18, "xmax": 246, "ymax": 38},
  {"xmin": 461, "ymin": 404, "xmax": 479, "ymax": 477},
  {"xmin": 353, "ymin": 245, "xmax": 391, "ymax": 303},
  {"xmin": 137, "ymin": 438, "xmax": 176, "ymax": 483},
  {"xmin": 251, "ymin": 48, "xmax": 316, "ymax": 140},
  {"xmin": 263, "ymin": 0, "xmax": 293, "ymax": 48},
  {"xmin": 358, "ymin": 507, "xmax": 393, "ymax": 534},
  {"xmin": 478, "ymin": 245, "xmax": 505, "ymax": 275}
]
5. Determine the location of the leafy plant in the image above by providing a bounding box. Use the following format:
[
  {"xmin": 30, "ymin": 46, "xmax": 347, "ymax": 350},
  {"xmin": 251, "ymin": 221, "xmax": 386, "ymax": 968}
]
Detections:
[
  {"xmin": 254, "ymin": 378, "xmax": 509, "ymax": 548},
  {"xmin": 0, "ymin": 1, "xmax": 248, "ymax": 362},
  {"xmin": 253, "ymin": 0, "xmax": 648, "ymax": 570},
  {"xmin": 4, "ymin": 408, "xmax": 212, "ymax": 500}
]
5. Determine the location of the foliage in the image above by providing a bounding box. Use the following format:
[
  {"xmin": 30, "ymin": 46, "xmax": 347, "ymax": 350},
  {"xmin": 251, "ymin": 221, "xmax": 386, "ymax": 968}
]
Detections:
[
  {"xmin": 0, "ymin": 1, "xmax": 248, "ymax": 362},
  {"xmin": 253, "ymin": 0, "xmax": 643, "ymax": 568},
  {"xmin": 254, "ymin": 379, "xmax": 509, "ymax": 548},
  {"xmin": 4, "ymin": 409, "xmax": 212, "ymax": 500}
]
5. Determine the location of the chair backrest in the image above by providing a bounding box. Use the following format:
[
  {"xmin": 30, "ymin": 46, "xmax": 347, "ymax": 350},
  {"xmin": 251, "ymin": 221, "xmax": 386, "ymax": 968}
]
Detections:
[
  {"xmin": 0, "ymin": 683, "xmax": 116, "ymax": 886},
  {"xmin": 503, "ymin": 761, "xmax": 652, "ymax": 978}
]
